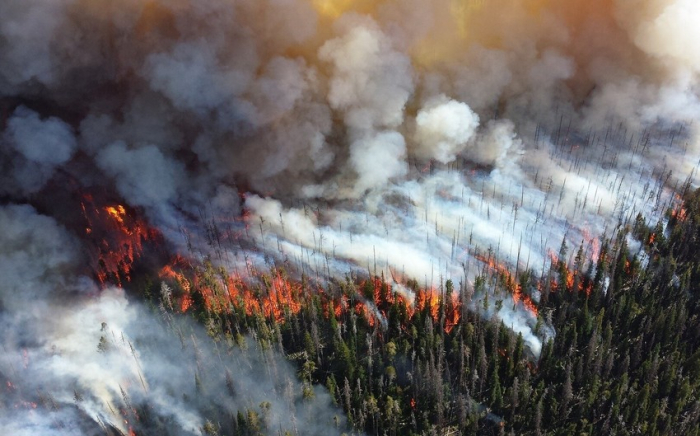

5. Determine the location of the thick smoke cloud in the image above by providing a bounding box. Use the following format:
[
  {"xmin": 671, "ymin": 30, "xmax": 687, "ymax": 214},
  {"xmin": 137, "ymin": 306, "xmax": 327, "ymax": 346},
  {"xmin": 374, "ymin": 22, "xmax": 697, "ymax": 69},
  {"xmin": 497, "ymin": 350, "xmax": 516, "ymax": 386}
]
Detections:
[
  {"xmin": 413, "ymin": 96, "xmax": 479, "ymax": 164},
  {"xmin": 0, "ymin": 205, "xmax": 350, "ymax": 435},
  {"xmin": 96, "ymin": 141, "xmax": 186, "ymax": 212},
  {"xmin": 1, "ymin": 0, "xmax": 700, "ymax": 431},
  {"xmin": 2, "ymin": 107, "xmax": 77, "ymax": 195},
  {"xmin": 320, "ymin": 15, "xmax": 413, "ymax": 132}
]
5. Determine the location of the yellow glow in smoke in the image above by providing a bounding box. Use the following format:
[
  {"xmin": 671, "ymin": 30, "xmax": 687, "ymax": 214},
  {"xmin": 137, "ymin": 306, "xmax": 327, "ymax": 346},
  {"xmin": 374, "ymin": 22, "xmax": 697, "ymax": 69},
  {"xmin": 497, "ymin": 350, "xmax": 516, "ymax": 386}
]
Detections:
[
  {"xmin": 411, "ymin": 0, "xmax": 558, "ymax": 67},
  {"xmin": 312, "ymin": 0, "xmax": 377, "ymax": 19},
  {"xmin": 306, "ymin": 0, "xmax": 561, "ymax": 68},
  {"xmin": 451, "ymin": 0, "xmax": 485, "ymax": 38},
  {"xmin": 312, "ymin": 0, "xmax": 351, "ymax": 18},
  {"xmin": 524, "ymin": 0, "xmax": 550, "ymax": 15},
  {"xmin": 411, "ymin": 39, "xmax": 455, "ymax": 68},
  {"xmin": 410, "ymin": 0, "xmax": 487, "ymax": 68}
]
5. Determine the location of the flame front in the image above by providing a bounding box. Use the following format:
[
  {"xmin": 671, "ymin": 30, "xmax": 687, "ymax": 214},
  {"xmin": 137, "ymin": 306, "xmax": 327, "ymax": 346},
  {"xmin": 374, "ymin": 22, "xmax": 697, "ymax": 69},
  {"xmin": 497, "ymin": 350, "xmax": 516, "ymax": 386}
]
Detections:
[
  {"xmin": 162, "ymin": 263, "xmax": 468, "ymax": 335},
  {"xmin": 475, "ymin": 253, "xmax": 539, "ymax": 318}
]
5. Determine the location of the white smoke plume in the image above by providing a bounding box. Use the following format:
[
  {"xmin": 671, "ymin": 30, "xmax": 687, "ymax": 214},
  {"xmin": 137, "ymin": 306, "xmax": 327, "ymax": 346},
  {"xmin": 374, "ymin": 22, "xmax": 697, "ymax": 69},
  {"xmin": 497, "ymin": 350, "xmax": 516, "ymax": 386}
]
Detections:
[
  {"xmin": 1, "ymin": 0, "xmax": 700, "ymax": 431},
  {"xmin": 0, "ymin": 205, "xmax": 351, "ymax": 435},
  {"xmin": 413, "ymin": 95, "xmax": 480, "ymax": 164}
]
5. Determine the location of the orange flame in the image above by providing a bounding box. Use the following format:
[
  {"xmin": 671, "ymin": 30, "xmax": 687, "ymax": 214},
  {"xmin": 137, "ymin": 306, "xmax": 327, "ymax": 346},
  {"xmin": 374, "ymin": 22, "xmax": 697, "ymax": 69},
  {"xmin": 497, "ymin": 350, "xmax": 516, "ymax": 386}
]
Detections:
[
  {"xmin": 670, "ymin": 193, "xmax": 688, "ymax": 222},
  {"xmin": 180, "ymin": 294, "xmax": 193, "ymax": 312},
  {"xmin": 355, "ymin": 301, "xmax": 377, "ymax": 327},
  {"xmin": 105, "ymin": 205, "xmax": 127, "ymax": 225},
  {"xmin": 475, "ymin": 253, "xmax": 538, "ymax": 318},
  {"xmin": 416, "ymin": 287, "xmax": 441, "ymax": 321},
  {"xmin": 582, "ymin": 227, "xmax": 600, "ymax": 262},
  {"xmin": 671, "ymin": 206, "xmax": 687, "ymax": 222},
  {"xmin": 512, "ymin": 282, "xmax": 539, "ymax": 317},
  {"xmin": 159, "ymin": 256, "xmax": 192, "ymax": 293},
  {"xmin": 444, "ymin": 292, "xmax": 461, "ymax": 334},
  {"xmin": 566, "ymin": 272, "xmax": 574, "ymax": 290},
  {"xmin": 82, "ymin": 196, "xmax": 158, "ymax": 287},
  {"xmin": 160, "ymin": 243, "xmax": 564, "ymax": 340}
]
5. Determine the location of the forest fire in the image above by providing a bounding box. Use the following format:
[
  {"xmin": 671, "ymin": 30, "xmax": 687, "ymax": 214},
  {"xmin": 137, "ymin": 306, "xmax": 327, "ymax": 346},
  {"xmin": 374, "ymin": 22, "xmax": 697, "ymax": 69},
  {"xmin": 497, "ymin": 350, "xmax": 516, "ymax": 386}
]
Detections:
[
  {"xmin": 512, "ymin": 284, "xmax": 538, "ymax": 318},
  {"xmin": 4, "ymin": 0, "xmax": 700, "ymax": 434},
  {"xmin": 671, "ymin": 205, "xmax": 688, "ymax": 222},
  {"xmin": 366, "ymin": 275, "xmax": 462, "ymax": 333},
  {"xmin": 669, "ymin": 192, "xmax": 689, "ymax": 223},
  {"xmin": 81, "ymin": 195, "xmax": 159, "ymax": 287},
  {"xmin": 475, "ymin": 253, "xmax": 539, "ymax": 318},
  {"xmin": 159, "ymin": 256, "xmax": 192, "ymax": 291},
  {"xmin": 105, "ymin": 205, "xmax": 127, "ymax": 225},
  {"xmin": 159, "ymin": 259, "xmax": 469, "ymax": 335},
  {"xmin": 582, "ymin": 227, "xmax": 601, "ymax": 263},
  {"xmin": 544, "ymin": 247, "xmax": 595, "ymax": 296},
  {"xmin": 229, "ymin": 271, "xmax": 305, "ymax": 322},
  {"xmin": 547, "ymin": 249, "xmax": 560, "ymax": 267},
  {"xmin": 415, "ymin": 287, "xmax": 441, "ymax": 321},
  {"xmin": 160, "ymin": 260, "xmax": 309, "ymax": 323},
  {"xmin": 444, "ymin": 293, "xmax": 461, "ymax": 334}
]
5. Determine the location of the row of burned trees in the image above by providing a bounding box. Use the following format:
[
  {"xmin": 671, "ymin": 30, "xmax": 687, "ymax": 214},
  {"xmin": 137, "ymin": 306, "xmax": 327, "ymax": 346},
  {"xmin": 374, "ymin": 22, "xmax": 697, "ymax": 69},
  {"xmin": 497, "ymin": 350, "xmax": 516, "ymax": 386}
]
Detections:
[{"xmin": 147, "ymin": 188, "xmax": 700, "ymax": 436}]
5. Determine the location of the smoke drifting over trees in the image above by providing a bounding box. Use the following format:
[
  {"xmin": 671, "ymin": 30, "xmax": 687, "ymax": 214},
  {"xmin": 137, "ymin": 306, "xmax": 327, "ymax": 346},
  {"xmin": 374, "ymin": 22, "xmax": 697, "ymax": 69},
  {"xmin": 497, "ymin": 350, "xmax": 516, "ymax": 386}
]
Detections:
[
  {"xmin": 1, "ymin": 0, "xmax": 700, "ymax": 434},
  {"xmin": 0, "ymin": 205, "xmax": 350, "ymax": 435}
]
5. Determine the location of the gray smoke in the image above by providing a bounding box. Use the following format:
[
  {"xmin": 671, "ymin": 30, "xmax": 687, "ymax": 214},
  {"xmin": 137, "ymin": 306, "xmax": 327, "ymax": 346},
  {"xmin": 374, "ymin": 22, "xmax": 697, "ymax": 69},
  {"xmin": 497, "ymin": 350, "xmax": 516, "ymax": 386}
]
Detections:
[
  {"xmin": 2, "ymin": 106, "xmax": 77, "ymax": 195},
  {"xmin": 1, "ymin": 0, "xmax": 700, "ymax": 432},
  {"xmin": 0, "ymin": 205, "xmax": 351, "ymax": 435}
]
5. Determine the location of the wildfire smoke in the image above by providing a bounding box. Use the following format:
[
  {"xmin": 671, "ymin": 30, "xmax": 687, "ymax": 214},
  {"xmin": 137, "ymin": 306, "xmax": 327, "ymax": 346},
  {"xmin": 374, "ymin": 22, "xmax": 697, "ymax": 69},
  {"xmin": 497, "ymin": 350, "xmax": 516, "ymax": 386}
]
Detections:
[{"xmin": 2, "ymin": 0, "xmax": 700, "ymax": 433}]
